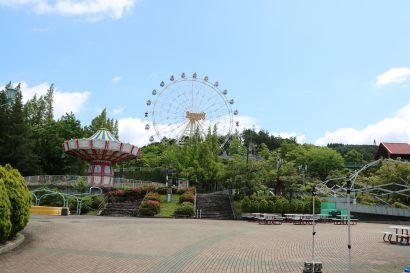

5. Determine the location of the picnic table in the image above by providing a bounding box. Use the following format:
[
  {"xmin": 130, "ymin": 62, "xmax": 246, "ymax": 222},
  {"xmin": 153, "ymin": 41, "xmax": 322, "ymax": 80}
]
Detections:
[
  {"xmin": 383, "ymin": 226, "xmax": 410, "ymax": 245},
  {"xmin": 332, "ymin": 215, "xmax": 358, "ymax": 225},
  {"xmin": 257, "ymin": 213, "xmax": 284, "ymax": 225},
  {"xmin": 317, "ymin": 214, "xmax": 332, "ymax": 223},
  {"xmin": 284, "ymin": 214, "xmax": 317, "ymax": 225}
]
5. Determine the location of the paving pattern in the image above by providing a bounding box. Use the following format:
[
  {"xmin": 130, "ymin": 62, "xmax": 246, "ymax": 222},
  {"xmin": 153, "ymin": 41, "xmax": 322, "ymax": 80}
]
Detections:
[{"xmin": 0, "ymin": 215, "xmax": 409, "ymax": 273}]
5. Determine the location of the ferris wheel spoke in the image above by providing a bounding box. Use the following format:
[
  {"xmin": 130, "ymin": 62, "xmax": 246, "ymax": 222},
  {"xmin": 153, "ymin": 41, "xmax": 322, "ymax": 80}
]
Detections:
[{"xmin": 148, "ymin": 75, "xmax": 234, "ymax": 147}]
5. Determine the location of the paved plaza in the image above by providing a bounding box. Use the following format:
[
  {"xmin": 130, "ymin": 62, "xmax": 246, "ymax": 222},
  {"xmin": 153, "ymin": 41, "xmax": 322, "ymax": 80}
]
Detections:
[{"xmin": 0, "ymin": 215, "xmax": 409, "ymax": 273}]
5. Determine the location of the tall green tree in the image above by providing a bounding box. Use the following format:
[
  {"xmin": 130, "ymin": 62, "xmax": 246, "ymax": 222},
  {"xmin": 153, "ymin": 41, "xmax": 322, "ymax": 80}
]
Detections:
[
  {"xmin": 2, "ymin": 92, "xmax": 40, "ymax": 175},
  {"xmin": 84, "ymin": 108, "xmax": 119, "ymax": 138}
]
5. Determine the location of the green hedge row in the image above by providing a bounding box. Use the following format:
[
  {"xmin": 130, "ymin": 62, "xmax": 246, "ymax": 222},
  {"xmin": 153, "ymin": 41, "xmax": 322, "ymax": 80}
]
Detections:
[
  {"xmin": 242, "ymin": 196, "xmax": 321, "ymax": 214},
  {"xmin": 0, "ymin": 164, "xmax": 31, "ymax": 242}
]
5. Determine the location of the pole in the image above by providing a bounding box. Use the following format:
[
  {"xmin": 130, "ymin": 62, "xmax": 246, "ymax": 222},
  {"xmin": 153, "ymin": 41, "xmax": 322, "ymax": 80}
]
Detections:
[
  {"xmin": 346, "ymin": 178, "xmax": 352, "ymax": 273},
  {"xmin": 311, "ymin": 185, "xmax": 316, "ymax": 273}
]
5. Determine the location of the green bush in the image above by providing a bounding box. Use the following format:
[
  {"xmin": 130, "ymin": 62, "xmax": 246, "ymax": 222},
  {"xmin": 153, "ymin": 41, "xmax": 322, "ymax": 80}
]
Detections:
[
  {"xmin": 267, "ymin": 200, "xmax": 275, "ymax": 213},
  {"xmin": 74, "ymin": 178, "xmax": 88, "ymax": 193},
  {"xmin": 274, "ymin": 197, "xmax": 289, "ymax": 214},
  {"xmin": 258, "ymin": 199, "xmax": 269, "ymax": 213},
  {"xmin": 0, "ymin": 178, "xmax": 12, "ymax": 242},
  {"xmin": 249, "ymin": 199, "xmax": 259, "ymax": 213},
  {"xmin": 241, "ymin": 197, "xmax": 251, "ymax": 212},
  {"xmin": 0, "ymin": 164, "xmax": 31, "ymax": 237},
  {"xmin": 157, "ymin": 186, "xmax": 168, "ymax": 195},
  {"xmin": 142, "ymin": 185, "xmax": 157, "ymax": 195},
  {"xmin": 392, "ymin": 202, "xmax": 410, "ymax": 209},
  {"xmin": 139, "ymin": 200, "xmax": 160, "ymax": 216},
  {"xmin": 357, "ymin": 193, "xmax": 378, "ymax": 206},
  {"xmin": 91, "ymin": 195, "xmax": 105, "ymax": 210},
  {"xmin": 174, "ymin": 202, "xmax": 194, "ymax": 217},
  {"xmin": 144, "ymin": 192, "xmax": 161, "ymax": 202},
  {"xmin": 179, "ymin": 191, "xmax": 195, "ymax": 204},
  {"xmin": 302, "ymin": 196, "xmax": 321, "ymax": 214}
]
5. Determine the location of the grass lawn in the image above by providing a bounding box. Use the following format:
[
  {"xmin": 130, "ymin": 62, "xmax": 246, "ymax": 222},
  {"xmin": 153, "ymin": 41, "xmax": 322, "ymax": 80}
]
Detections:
[{"xmin": 155, "ymin": 194, "xmax": 181, "ymax": 217}]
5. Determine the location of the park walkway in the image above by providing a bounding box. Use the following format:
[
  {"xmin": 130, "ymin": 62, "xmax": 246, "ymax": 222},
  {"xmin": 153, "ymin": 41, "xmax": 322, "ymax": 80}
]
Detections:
[{"xmin": 0, "ymin": 215, "xmax": 408, "ymax": 272}]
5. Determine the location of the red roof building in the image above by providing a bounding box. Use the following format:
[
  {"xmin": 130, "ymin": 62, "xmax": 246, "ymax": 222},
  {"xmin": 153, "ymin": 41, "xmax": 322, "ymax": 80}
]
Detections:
[{"xmin": 374, "ymin": 142, "xmax": 410, "ymax": 160}]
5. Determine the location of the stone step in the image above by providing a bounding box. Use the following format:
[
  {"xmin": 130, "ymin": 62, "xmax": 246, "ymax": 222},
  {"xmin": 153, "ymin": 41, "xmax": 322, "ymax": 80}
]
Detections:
[{"xmin": 196, "ymin": 191, "xmax": 234, "ymax": 220}]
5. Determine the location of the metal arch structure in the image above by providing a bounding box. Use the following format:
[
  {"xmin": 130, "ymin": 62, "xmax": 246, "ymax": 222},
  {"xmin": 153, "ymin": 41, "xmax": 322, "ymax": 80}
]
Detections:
[
  {"xmin": 30, "ymin": 187, "xmax": 104, "ymax": 215},
  {"xmin": 145, "ymin": 73, "xmax": 239, "ymax": 147},
  {"xmin": 314, "ymin": 158, "xmax": 410, "ymax": 273}
]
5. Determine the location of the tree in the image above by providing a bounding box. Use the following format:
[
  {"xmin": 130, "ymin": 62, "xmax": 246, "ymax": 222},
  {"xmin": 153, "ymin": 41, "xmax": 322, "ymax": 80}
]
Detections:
[
  {"xmin": 84, "ymin": 108, "xmax": 119, "ymax": 138},
  {"xmin": 344, "ymin": 149, "xmax": 365, "ymax": 166},
  {"xmin": 2, "ymin": 92, "xmax": 40, "ymax": 175}
]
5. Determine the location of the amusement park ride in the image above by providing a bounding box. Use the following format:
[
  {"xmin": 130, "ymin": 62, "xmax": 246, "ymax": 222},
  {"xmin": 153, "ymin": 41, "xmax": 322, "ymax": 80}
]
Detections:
[
  {"xmin": 144, "ymin": 72, "xmax": 240, "ymax": 147},
  {"xmin": 63, "ymin": 128, "xmax": 140, "ymax": 187}
]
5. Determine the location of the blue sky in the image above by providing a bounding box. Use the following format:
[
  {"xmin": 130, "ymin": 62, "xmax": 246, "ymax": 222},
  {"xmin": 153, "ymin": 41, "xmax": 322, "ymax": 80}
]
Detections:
[{"xmin": 1, "ymin": 0, "xmax": 410, "ymax": 146}]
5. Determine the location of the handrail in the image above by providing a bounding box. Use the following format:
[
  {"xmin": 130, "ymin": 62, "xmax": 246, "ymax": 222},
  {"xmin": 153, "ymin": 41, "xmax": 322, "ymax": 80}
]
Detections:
[
  {"xmin": 97, "ymin": 195, "xmax": 108, "ymax": 216},
  {"xmin": 24, "ymin": 175, "xmax": 163, "ymax": 187},
  {"xmin": 194, "ymin": 190, "xmax": 197, "ymax": 218}
]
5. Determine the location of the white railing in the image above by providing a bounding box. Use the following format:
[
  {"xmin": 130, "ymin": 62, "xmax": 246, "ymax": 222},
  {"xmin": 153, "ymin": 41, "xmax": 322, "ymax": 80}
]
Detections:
[{"xmin": 24, "ymin": 175, "xmax": 163, "ymax": 188}]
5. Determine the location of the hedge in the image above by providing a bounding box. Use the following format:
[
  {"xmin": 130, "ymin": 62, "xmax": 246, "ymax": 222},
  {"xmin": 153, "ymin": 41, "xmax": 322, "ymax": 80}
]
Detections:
[
  {"xmin": 0, "ymin": 178, "xmax": 12, "ymax": 242},
  {"xmin": 174, "ymin": 202, "xmax": 195, "ymax": 217},
  {"xmin": 179, "ymin": 191, "xmax": 195, "ymax": 204},
  {"xmin": 241, "ymin": 195, "xmax": 321, "ymax": 214},
  {"xmin": 139, "ymin": 200, "xmax": 160, "ymax": 216},
  {"xmin": 0, "ymin": 165, "xmax": 31, "ymax": 238},
  {"xmin": 144, "ymin": 192, "xmax": 161, "ymax": 202}
]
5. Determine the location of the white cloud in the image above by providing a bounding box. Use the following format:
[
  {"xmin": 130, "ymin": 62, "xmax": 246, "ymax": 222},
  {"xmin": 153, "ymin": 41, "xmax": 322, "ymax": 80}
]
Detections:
[
  {"xmin": 110, "ymin": 107, "xmax": 123, "ymax": 115},
  {"xmin": 14, "ymin": 81, "xmax": 91, "ymax": 118},
  {"xmin": 112, "ymin": 76, "xmax": 121, "ymax": 83},
  {"xmin": 271, "ymin": 132, "xmax": 306, "ymax": 143},
  {"xmin": 0, "ymin": 0, "xmax": 136, "ymax": 21},
  {"xmin": 315, "ymin": 103, "xmax": 410, "ymax": 145},
  {"xmin": 376, "ymin": 67, "xmax": 410, "ymax": 86},
  {"xmin": 118, "ymin": 117, "xmax": 151, "ymax": 147},
  {"xmin": 118, "ymin": 114, "xmax": 306, "ymax": 148}
]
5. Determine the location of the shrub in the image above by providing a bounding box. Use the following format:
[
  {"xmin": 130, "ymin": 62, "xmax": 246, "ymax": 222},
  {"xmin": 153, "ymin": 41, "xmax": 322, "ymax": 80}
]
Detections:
[
  {"xmin": 142, "ymin": 185, "xmax": 157, "ymax": 195},
  {"xmin": 357, "ymin": 193, "xmax": 378, "ymax": 206},
  {"xmin": 302, "ymin": 196, "xmax": 321, "ymax": 214},
  {"xmin": 74, "ymin": 178, "xmax": 88, "ymax": 193},
  {"xmin": 249, "ymin": 199, "xmax": 259, "ymax": 213},
  {"xmin": 80, "ymin": 197, "xmax": 93, "ymax": 213},
  {"xmin": 176, "ymin": 187, "xmax": 195, "ymax": 195},
  {"xmin": 274, "ymin": 197, "xmax": 289, "ymax": 214},
  {"xmin": 115, "ymin": 190, "xmax": 125, "ymax": 197},
  {"xmin": 392, "ymin": 202, "xmax": 410, "ymax": 209},
  {"xmin": 259, "ymin": 199, "xmax": 269, "ymax": 213},
  {"xmin": 179, "ymin": 191, "xmax": 195, "ymax": 204},
  {"xmin": 0, "ymin": 178, "xmax": 11, "ymax": 242},
  {"xmin": 0, "ymin": 165, "xmax": 31, "ymax": 237},
  {"xmin": 174, "ymin": 202, "xmax": 194, "ymax": 217},
  {"xmin": 139, "ymin": 200, "xmax": 160, "ymax": 216},
  {"xmin": 144, "ymin": 192, "xmax": 161, "ymax": 202},
  {"xmin": 241, "ymin": 197, "xmax": 251, "ymax": 212},
  {"xmin": 267, "ymin": 200, "xmax": 275, "ymax": 213},
  {"xmin": 157, "ymin": 186, "xmax": 168, "ymax": 195},
  {"xmin": 91, "ymin": 195, "xmax": 104, "ymax": 210}
]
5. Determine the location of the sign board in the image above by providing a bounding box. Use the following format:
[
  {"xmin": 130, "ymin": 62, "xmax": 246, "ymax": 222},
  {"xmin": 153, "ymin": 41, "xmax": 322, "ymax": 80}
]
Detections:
[{"xmin": 177, "ymin": 178, "xmax": 189, "ymax": 188}]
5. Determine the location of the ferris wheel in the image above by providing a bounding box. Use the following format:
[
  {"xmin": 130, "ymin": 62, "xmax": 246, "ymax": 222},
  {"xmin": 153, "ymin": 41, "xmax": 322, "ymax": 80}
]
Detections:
[{"xmin": 144, "ymin": 72, "xmax": 239, "ymax": 146}]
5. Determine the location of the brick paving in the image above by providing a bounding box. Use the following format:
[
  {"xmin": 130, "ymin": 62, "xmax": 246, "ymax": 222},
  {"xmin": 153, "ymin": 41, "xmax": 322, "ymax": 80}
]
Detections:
[{"xmin": 0, "ymin": 215, "xmax": 409, "ymax": 272}]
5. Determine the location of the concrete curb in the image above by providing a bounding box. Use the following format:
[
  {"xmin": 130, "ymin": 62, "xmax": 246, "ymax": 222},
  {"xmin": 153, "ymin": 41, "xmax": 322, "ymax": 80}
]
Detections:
[{"xmin": 0, "ymin": 233, "xmax": 25, "ymax": 255}]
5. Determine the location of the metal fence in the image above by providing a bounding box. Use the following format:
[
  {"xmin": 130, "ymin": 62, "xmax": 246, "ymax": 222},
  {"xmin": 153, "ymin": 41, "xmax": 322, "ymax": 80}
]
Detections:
[{"xmin": 24, "ymin": 175, "xmax": 164, "ymax": 188}]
